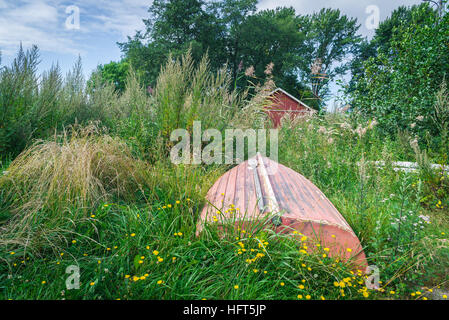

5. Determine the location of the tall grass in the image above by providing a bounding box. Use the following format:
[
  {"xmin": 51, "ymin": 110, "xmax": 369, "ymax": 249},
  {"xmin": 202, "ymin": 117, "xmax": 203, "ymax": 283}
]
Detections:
[
  {"xmin": 0, "ymin": 124, "xmax": 154, "ymax": 252},
  {"xmin": 0, "ymin": 48, "xmax": 270, "ymax": 254},
  {"xmin": 0, "ymin": 46, "xmax": 114, "ymax": 158},
  {"xmin": 148, "ymin": 50, "xmax": 270, "ymax": 159},
  {"xmin": 277, "ymin": 113, "xmax": 449, "ymax": 287}
]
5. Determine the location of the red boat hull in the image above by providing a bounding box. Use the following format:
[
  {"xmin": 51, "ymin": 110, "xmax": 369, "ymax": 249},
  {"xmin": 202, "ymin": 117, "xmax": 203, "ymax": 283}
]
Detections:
[{"xmin": 196, "ymin": 154, "xmax": 367, "ymax": 268}]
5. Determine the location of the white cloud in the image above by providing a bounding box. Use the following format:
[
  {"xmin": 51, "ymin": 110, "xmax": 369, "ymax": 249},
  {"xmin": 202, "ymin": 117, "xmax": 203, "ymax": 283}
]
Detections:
[
  {"xmin": 0, "ymin": 18, "xmax": 84, "ymax": 56},
  {"xmin": 0, "ymin": 1, "xmax": 83, "ymax": 56},
  {"xmin": 258, "ymin": 0, "xmax": 423, "ymax": 37},
  {"xmin": 72, "ymin": 0, "xmax": 148, "ymax": 39},
  {"xmin": 8, "ymin": 1, "xmax": 58, "ymax": 24},
  {"xmin": 0, "ymin": 0, "xmax": 149, "ymax": 58}
]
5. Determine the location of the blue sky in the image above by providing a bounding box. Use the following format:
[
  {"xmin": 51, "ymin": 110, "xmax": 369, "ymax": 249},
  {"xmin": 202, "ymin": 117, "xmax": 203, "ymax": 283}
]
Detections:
[
  {"xmin": 0, "ymin": 0, "xmax": 150, "ymax": 76},
  {"xmin": 0, "ymin": 0, "xmax": 423, "ymax": 107}
]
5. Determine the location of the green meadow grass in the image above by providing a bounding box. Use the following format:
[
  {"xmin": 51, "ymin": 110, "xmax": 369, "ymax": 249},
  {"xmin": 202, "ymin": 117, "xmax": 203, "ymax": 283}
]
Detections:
[
  {"xmin": 0, "ymin": 201, "xmax": 418, "ymax": 300},
  {"xmin": 1, "ymin": 115, "xmax": 448, "ymax": 300},
  {"xmin": 0, "ymin": 51, "xmax": 448, "ymax": 300}
]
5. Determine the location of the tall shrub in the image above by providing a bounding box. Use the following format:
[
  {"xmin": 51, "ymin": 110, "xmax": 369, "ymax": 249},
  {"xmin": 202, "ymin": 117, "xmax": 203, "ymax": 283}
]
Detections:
[{"xmin": 350, "ymin": 5, "xmax": 449, "ymax": 142}]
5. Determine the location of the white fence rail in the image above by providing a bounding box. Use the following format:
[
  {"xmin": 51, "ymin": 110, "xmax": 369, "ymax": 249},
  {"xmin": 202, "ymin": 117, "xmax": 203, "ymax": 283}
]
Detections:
[{"xmin": 367, "ymin": 161, "xmax": 448, "ymax": 174}]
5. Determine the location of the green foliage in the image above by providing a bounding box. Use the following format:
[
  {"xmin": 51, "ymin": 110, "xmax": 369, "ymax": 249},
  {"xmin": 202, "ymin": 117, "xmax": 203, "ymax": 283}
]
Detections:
[
  {"xmin": 235, "ymin": 7, "xmax": 306, "ymax": 96},
  {"xmin": 118, "ymin": 0, "xmax": 239, "ymax": 86},
  {"xmin": 297, "ymin": 8, "xmax": 362, "ymax": 104},
  {"xmin": 349, "ymin": 3, "xmax": 434, "ymax": 92},
  {"xmin": 94, "ymin": 60, "xmax": 130, "ymax": 92},
  {"xmin": 0, "ymin": 46, "xmax": 122, "ymax": 159},
  {"xmin": 117, "ymin": 1, "xmax": 361, "ymax": 110},
  {"xmin": 350, "ymin": 4, "xmax": 449, "ymax": 145}
]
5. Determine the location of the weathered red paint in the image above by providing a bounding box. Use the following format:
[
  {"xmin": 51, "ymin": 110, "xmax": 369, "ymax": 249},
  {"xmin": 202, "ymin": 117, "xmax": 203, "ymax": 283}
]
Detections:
[
  {"xmin": 196, "ymin": 154, "xmax": 368, "ymax": 269},
  {"xmin": 266, "ymin": 88, "xmax": 315, "ymax": 127}
]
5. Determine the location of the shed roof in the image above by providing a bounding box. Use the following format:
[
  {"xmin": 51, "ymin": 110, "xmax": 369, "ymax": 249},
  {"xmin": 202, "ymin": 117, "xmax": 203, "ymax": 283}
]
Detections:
[{"xmin": 268, "ymin": 88, "xmax": 315, "ymax": 112}]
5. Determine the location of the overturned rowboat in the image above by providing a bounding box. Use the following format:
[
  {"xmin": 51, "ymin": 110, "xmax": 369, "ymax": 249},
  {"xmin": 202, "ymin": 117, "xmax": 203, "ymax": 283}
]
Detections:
[{"xmin": 196, "ymin": 153, "xmax": 367, "ymax": 267}]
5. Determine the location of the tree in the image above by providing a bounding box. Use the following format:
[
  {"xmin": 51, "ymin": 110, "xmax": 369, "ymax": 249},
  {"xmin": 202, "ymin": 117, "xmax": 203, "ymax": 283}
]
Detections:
[
  {"xmin": 350, "ymin": 4, "xmax": 449, "ymax": 139},
  {"xmin": 118, "ymin": 0, "xmax": 227, "ymax": 87},
  {"xmin": 348, "ymin": 4, "xmax": 434, "ymax": 93},
  {"xmin": 94, "ymin": 60, "xmax": 130, "ymax": 92},
  {"xmin": 235, "ymin": 7, "xmax": 307, "ymax": 96},
  {"xmin": 116, "ymin": 2, "xmax": 362, "ymax": 112},
  {"xmin": 213, "ymin": 0, "xmax": 258, "ymax": 82},
  {"xmin": 297, "ymin": 8, "xmax": 361, "ymax": 105}
]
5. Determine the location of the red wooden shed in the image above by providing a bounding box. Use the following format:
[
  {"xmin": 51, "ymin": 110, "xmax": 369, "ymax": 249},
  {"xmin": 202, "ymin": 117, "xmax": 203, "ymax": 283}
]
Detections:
[{"xmin": 266, "ymin": 88, "xmax": 316, "ymax": 127}]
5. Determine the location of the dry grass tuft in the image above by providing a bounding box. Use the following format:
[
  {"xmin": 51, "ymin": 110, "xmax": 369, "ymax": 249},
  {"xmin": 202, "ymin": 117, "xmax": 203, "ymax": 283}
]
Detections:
[{"xmin": 0, "ymin": 124, "xmax": 153, "ymax": 250}]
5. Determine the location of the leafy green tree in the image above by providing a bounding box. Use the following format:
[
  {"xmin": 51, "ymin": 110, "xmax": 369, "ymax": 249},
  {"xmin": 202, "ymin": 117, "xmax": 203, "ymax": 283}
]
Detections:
[
  {"xmin": 350, "ymin": 4, "xmax": 449, "ymax": 140},
  {"xmin": 118, "ymin": 0, "xmax": 228, "ymax": 87},
  {"xmin": 234, "ymin": 7, "xmax": 316, "ymax": 105},
  {"xmin": 213, "ymin": 0, "xmax": 257, "ymax": 81},
  {"xmin": 117, "ymin": 2, "xmax": 362, "ymax": 112},
  {"xmin": 297, "ymin": 8, "xmax": 361, "ymax": 104},
  {"xmin": 95, "ymin": 60, "xmax": 129, "ymax": 92},
  {"xmin": 349, "ymin": 4, "xmax": 435, "ymax": 93}
]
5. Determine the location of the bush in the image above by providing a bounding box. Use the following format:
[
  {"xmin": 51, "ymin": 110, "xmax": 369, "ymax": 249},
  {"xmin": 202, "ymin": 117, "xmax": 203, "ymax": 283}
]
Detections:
[{"xmin": 350, "ymin": 6, "xmax": 449, "ymax": 146}]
